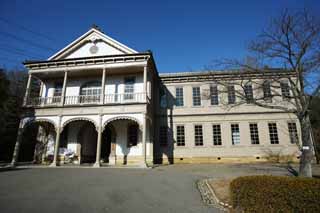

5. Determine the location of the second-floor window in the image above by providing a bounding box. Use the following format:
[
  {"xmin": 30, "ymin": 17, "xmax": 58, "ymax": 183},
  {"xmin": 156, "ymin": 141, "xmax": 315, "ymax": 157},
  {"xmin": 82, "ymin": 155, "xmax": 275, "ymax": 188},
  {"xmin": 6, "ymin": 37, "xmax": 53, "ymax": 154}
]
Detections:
[
  {"xmin": 280, "ymin": 81, "xmax": 290, "ymax": 100},
  {"xmin": 244, "ymin": 83, "xmax": 254, "ymax": 103},
  {"xmin": 263, "ymin": 81, "xmax": 272, "ymax": 102},
  {"xmin": 53, "ymin": 82, "xmax": 62, "ymax": 103},
  {"xmin": 192, "ymin": 87, "xmax": 201, "ymax": 106},
  {"xmin": 210, "ymin": 85, "xmax": 219, "ymax": 105},
  {"xmin": 124, "ymin": 77, "xmax": 135, "ymax": 100},
  {"xmin": 228, "ymin": 85, "xmax": 236, "ymax": 104},
  {"xmin": 175, "ymin": 87, "xmax": 184, "ymax": 106},
  {"xmin": 80, "ymin": 81, "xmax": 101, "ymax": 103}
]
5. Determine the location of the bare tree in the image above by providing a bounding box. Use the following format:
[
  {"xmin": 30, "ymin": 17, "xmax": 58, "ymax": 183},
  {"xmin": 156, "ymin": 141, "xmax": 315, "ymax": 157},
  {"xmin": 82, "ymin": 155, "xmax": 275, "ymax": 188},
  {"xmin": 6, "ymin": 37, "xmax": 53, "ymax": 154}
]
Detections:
[{"xmin": 210, "ymin": 9, "xmax": 320, "ymax": 177}]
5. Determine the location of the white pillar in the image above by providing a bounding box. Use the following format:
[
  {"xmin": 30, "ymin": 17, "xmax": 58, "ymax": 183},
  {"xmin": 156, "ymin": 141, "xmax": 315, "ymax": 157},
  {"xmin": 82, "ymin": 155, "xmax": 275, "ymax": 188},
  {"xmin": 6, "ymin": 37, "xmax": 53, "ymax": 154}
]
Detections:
[
  {"xmin": 94, "ymin": 115, "xmax": 102, "ymax": 167},
  {"xmin": 142, "ymin": 113, "xmax": 147, "ymax": 166},
  {"xmin": 60, "ymin": 71, "xmax": 68, "ymax": 106},
  {"xmin": 23, "ymin": 74, "xmax": 32, "ymax": 105},
  {"xmin": 100, "ymin": 68, "xmax": 106, "ymax": 104},
  {"xmin": 50, "ymin": 116, "xmax": 62, "ymax": 167},
  {"xmin": 10, "ymin": 120, "xmax": 24, "ymax": 166},
  {"xmin": 143, "ymin": 65, "xmax": 147, "ymax": 101}
]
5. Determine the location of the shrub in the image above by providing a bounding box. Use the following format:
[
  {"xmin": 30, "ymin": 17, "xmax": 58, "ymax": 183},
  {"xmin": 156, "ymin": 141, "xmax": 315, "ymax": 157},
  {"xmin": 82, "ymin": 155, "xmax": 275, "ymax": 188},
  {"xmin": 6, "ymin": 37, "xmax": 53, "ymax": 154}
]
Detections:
[{"xmin": 230, "ymin": 175, "xmax": 320, "ymax": 213}]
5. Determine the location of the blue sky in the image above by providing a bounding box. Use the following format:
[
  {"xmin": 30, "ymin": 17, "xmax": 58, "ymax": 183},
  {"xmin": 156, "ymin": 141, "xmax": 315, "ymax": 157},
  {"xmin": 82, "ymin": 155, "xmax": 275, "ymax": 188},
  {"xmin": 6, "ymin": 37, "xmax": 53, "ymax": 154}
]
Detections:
[{"xmin": 0, "ymin": 0, "xmax": 319, "ymax": 73}]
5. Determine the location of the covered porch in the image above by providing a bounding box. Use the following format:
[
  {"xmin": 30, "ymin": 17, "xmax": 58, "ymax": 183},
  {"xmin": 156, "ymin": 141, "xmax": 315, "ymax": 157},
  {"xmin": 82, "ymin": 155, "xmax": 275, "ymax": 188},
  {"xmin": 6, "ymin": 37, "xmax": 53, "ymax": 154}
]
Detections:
[{"xmin": 11, "ymin": 114, "xmax": 153, "ymax": 167}]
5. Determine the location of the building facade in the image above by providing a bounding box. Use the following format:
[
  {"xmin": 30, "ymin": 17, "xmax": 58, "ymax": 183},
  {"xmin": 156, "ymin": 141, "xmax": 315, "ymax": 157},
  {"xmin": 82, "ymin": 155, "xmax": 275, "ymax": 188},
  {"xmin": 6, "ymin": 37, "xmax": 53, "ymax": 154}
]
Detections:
[{"xmin": 11, "ymin": 27, "xmax": 301, "ymax": 167}]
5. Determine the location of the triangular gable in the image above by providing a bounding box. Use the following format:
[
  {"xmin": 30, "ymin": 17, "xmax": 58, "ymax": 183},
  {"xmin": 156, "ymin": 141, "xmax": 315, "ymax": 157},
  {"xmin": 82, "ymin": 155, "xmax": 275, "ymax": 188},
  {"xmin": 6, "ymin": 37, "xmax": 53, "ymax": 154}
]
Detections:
[{"xmin": 49, "ymin": 27, "xmax": 138, "ymax": 60}]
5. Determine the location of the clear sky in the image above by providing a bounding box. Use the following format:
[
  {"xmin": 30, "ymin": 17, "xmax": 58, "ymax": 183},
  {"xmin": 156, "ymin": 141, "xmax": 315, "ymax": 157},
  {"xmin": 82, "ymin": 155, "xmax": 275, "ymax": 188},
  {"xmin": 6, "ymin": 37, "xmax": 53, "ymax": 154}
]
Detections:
[{"xmin": 0, "ymin": 0, "xmax": 319, "ymax": 73}]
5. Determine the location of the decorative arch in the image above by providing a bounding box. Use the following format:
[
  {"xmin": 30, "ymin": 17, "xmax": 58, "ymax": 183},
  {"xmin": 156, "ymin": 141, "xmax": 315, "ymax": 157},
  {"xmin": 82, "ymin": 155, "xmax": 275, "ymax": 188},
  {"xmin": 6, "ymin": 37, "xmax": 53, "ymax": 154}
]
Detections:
[
  {"xmin": 102, "ymin": 116, "xmax": 142, "ymax": 131},
  {"xmin": 62, "ymin": 117, "xmax": 98, "ymax": 132},
  {"xmin": 23, "ymin": 118, "xmax": 57, "ymax": 132}
]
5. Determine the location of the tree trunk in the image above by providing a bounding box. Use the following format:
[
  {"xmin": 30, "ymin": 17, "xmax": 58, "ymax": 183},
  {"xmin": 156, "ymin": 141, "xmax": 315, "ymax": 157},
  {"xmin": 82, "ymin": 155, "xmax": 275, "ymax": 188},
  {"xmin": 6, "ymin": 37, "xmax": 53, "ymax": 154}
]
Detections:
[{"xmin": 299, "ymin": 116, "xmax": 314, "ymax": 177}]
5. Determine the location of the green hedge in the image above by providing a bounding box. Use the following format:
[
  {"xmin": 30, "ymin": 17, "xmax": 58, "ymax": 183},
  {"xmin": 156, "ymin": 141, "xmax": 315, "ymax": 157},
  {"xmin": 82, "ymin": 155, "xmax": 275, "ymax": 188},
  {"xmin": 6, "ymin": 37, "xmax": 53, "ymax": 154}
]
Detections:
[{"xmin": 230, "ymin": 175, "xmax": 320, "ymax": 213}]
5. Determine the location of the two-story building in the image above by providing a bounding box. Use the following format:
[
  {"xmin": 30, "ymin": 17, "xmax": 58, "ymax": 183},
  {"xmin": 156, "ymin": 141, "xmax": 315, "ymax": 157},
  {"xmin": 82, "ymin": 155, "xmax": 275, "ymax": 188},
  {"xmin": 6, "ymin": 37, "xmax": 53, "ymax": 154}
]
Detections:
[{"xmin": 11, "ymin": 26, "xmax": 301, "ymax": 167}]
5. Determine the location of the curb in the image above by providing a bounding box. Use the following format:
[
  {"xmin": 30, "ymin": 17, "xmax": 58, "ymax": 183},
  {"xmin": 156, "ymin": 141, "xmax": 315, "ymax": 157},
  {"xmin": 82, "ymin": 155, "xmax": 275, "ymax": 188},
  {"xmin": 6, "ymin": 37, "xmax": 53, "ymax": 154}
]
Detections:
[{"xmin": 197, "ymin": 179, "xmax": 230, "ymax": 212}]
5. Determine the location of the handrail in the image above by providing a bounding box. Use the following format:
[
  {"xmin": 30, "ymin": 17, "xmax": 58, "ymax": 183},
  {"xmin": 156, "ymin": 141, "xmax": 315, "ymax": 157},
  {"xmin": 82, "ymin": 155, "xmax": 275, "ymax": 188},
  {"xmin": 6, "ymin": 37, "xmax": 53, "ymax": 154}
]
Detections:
[{"xmin": 25, "ymin": 93, "xmax": 148, "ymax": 107}]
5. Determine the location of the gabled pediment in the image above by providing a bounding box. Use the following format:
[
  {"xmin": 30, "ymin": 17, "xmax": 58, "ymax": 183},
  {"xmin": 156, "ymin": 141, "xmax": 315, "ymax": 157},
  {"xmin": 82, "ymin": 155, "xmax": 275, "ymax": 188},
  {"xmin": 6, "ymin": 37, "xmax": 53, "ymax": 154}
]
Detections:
[{"xmin": 49, "ymin": 27, "xmax": 138, "ymax": 60}]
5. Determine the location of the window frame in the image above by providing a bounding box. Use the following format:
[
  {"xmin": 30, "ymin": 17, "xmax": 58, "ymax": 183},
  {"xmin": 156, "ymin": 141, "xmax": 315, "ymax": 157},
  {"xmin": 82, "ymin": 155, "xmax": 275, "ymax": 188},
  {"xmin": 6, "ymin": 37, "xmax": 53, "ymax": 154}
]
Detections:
[
  {"xmin": 210, "ymin": 85, "xmax": 219, "ymax": 105},
  {"xmin": 194, "ymin": 124, "xmax": 203, "ymax": 146},
  {"xmin": 268, "ymin": 122, "xmax": 279, "ymax": 144},
  {"xmin": 231, "ymin": 123, "xmax": 240, "ymax": 145},
  {"xmin": 249, "ymin": 123, "xmax": 260, "ymax": 145},
  {"xmin": 280, "ymin": 81, "xmax": 290, "ymax": 100},
  {"xmin": 176, "ymin": 125, "xmax": 185, "ymax": 146},
  {"xmin": 227, "ymin": 85, "xmax": 236, "ymax": 104},
  {"xmin": 212, "ymin": 124, "xmax": 222, "ymax": 146},
  {"xmin": 192, "ymin": 86, "xmax": 201, "ymax": 106},
  {"xmin": 288, "ymin": 122, "xmax": 299, "ymax": 144},
  {"xmin": 124, "ymin": 77, "xmax": 135, "ymax": 100},
  {"xmin": 244, "ymin": 83, "xmax": 254, "ymax": 103},
  {"xmin": 263, "ymin": 80, "xmax": 272, "ymax": 102},
  {"xmin": 175, "ymin": 87, "xmax": 184, "ymax": 107}
]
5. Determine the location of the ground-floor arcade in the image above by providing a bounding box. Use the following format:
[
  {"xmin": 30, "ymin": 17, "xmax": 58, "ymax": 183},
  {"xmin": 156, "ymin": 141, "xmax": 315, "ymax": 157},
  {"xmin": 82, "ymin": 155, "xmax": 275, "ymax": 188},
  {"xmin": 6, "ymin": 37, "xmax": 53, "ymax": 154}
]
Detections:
[{"xmin": 11, "ymin": 113, "xmax": 153, "ymax": 167}]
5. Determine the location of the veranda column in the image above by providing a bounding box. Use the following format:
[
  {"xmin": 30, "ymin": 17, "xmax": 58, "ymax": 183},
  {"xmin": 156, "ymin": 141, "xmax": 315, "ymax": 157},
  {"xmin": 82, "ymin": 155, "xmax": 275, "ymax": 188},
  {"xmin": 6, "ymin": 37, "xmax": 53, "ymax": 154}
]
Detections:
[
  {"xmin": 142, "ymin": 113, "xmax": 147, "ymax": 166},
  {"xmin": 23, "ymin": 74, "xmax": 32, "ymax": 105},
  {"xmin": 143, "ymin": 65, "xmax": 147, "ymax": 101},
  {"xmin": 50, "ymin": 116, "xmax": 62, "ymax": 167},
  {"xmin": 100, "ymin": 68, "xmax": 106, "ymax": 104},
  {"xmin": 60, "ymin": 71, "xmax": 68, "ymax": 106},
  {"xmin": 10, "ymin": 120, "xmax": 24, "ymax": 166},
  {"xmin": 94, "ymin": 115, "xmax": 102, "ymax": 167}
]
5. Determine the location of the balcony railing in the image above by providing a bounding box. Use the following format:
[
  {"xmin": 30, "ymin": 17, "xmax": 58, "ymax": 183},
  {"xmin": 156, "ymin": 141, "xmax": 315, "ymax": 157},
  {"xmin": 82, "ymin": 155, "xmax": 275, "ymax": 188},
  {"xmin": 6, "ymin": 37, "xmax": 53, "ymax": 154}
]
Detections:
[{"xmin": 25, "ymin": 93, "xmax": 148, "ymax": 107}]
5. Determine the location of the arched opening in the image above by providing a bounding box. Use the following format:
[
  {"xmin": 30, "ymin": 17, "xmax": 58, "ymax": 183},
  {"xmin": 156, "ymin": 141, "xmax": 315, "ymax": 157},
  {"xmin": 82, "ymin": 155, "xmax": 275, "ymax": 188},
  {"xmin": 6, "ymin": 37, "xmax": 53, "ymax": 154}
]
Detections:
[
  {"xmin": 18, "ymin": 121, "xmax": 56, "ymax": 164},
  {"xmin": 102, "ymin": 117, "xmax": 141, "ymax": 165},
  {"xmin": 61, "ymin": 119, "xmax": 97, "ymax": 165}
]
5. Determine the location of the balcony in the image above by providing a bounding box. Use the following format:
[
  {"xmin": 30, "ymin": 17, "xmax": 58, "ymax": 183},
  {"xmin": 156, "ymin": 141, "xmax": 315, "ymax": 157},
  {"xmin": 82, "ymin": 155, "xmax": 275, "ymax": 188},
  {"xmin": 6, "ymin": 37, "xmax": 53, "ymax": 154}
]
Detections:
[{"xmin": 25, "ymin": 93, "xmax": 149, "ymax": 107}]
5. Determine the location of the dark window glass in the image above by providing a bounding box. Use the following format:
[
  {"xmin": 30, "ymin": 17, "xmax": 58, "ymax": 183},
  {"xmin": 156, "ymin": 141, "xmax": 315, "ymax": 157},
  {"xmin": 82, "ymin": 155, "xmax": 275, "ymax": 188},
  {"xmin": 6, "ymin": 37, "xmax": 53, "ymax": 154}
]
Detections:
[
  {"xmin": 210, "ymin": 86, "xmax": 219, "ymax": 105},
  {"xmin": 176, "ymin": 125, "xmax": 185, "ymax": 146},
  {"xmin": 228, "ymin": 85, "xmax": 236, "ymax": 104},
  {"xmin": 175, "ymin": 87, "xmax": 184, "ymax": 106},
  {"xmin": 250, "ymin": 123, "xmax": 260, "ymax": 144},
  {"xmin": 212, "ymin": 124, "xmax": 222, "ymax": 145},
  {"xmin": 194, "ymin": 125, "xmax": 203, "ymax": 146},
  {"xmin": 192, "ymin": 87, "xmax": 201, "ymax": 106},
  {"xmin": 127, "ymin": 124, "xmax": 138, "ymax": 147},
  {"xmin": 268, "ymin": 123, "xmax": 279, "ymax": 144}
]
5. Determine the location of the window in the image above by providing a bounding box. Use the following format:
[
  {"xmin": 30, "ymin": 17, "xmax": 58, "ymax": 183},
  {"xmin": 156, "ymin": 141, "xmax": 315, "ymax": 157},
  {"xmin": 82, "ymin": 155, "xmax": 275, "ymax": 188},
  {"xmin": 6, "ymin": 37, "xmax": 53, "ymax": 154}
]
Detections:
[
  {"xmin": 127, "ymin": 124, "xmax": 138, "ymax": 147},
  {"xmin": 192, "ymin": 87, "xmax": 201, "ymax": 106},
  {"xmin": 244, "ymin": 83, "xmax": 254, "ymax": 103},
  {"xmin": 288, "ymin": 122, "xmax": 299, "ymax": 144},
  {"xmin": 263, "ymin": 81, "xmax": 272, "ymax": 102},
  {"xmin": 268, "ymin": 123, "xmax": 279, "ymax": 144},
  {"xmin": 212, "ymin": 124, "xmax": 222, "ymax": 145},
  {"xmin": 228, "ymin": 85, "xmax": 236, "ymax": 104},
  {"xmin": 249, "ymin": 123, "xmax": 260, "ymax": 144},
  {"xmin": 52, "ymin": 82, "xmax": 62, "ymax": 103},
  {"xmin": 175, "ymin": 87, "xmax": 184, "ymax": 106},
  {"xmin": 80, "ymin": 81, "xmax": 101, "ymax": 103},
  {"xmin": 194, "ymin": 125, "xmax": 203, "ymax": 146},
  {"xmin": 176, "ymin": 125, "xmax": 185, "ymax": 146},
  {"xmin": 231, "ymin": 124, "xmax": 240, "ymax": 145},
  {"xmin": 159, "ymin": 126, "xmax": 168, "ymax": 146},
  {"xmin": 280, "ymin": 81, "xmax": 290, "ymax": 100},
  {"xmin": 124, "ymin": 77, "xmax": 135, "ymax": 100},
  {"xmin": 210, "ymin": 85, "xmax": 219, "ymax": 105}
]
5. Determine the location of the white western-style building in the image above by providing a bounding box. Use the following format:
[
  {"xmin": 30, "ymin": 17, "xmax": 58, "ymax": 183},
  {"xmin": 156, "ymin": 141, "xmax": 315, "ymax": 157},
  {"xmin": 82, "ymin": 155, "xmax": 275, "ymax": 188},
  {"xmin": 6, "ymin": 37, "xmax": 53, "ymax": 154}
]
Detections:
[{"xmin": 11, "ymin": 26, "xmax": 302, "ymax": 167}]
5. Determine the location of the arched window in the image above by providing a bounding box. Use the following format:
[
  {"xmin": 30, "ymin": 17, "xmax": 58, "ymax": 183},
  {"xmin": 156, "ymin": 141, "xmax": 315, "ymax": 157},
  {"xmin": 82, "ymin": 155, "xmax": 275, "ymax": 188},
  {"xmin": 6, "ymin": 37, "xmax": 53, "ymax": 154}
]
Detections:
[{"xmin": 79, "ymin": 81, "xmax": 101, "ymax": 103}]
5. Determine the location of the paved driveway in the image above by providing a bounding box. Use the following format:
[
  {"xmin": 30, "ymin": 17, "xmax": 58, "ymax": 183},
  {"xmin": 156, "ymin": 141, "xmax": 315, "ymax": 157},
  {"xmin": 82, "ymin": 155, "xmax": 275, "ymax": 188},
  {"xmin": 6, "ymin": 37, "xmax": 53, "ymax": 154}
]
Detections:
[{"xmin": 0, "ymin": 164, "xmax": 309, "ymax": 213}]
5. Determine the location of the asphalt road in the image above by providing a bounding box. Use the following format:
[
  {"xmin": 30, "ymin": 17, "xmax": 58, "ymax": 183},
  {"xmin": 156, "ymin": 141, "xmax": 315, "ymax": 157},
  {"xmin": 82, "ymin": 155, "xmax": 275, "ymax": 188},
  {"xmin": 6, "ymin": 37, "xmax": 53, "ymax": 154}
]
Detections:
[{"xmin": 0, "ymin": 163, "xmax": 307, "ymax": 213}]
